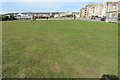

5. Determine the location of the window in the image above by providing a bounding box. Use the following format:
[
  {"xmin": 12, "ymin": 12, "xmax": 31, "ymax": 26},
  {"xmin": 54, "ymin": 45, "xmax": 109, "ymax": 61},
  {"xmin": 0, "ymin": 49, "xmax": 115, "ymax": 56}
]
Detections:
[{"xmin": 112, "ymin": 14, "xmax": 117, "ymax": 17}]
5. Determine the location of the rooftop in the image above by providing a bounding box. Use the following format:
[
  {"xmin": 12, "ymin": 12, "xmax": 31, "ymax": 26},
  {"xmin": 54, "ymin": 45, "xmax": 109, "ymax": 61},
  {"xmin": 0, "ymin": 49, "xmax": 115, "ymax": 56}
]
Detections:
[{"xmin": 87, "ymin": 3, "xmax": 97, "ymax": 6}]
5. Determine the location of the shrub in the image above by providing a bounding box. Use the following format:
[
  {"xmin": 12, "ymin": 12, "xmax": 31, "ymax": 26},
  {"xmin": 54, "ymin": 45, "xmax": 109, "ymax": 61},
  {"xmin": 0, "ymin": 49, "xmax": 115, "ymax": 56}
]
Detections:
[
  {"xmin": 100, "ymin": 74, "xmax": 119, "ymax": 80},
  {"xmin": 0, "ymin": 15, "xmax": 17, "ymax": 21}
]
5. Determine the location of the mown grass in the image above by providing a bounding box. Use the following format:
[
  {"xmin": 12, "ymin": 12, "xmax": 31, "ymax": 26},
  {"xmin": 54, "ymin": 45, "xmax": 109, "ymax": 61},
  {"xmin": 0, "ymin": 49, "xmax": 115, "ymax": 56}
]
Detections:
[{"xmin": 2, "ymin": 20, "xmax": 118, "ymax": 78}]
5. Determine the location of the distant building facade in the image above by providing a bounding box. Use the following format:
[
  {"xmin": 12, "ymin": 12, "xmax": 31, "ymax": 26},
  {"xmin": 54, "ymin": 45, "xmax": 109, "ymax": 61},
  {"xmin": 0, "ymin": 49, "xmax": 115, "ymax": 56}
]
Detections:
[
  {"xmin": 5, "ymin": 12, "xmax": 79, "ymax": 20},
  {"xmin": 85, "ymin": 3, "xmax": 98, "ymax": 19},
  {"xmin": 80, "ymin": 1, "xmax": 120, "ymax": 22},
  {"xmin": 5, "ymin": 12, "xmax": 60, "ymax": 20},
  {"xmin": 59, "ymin": 11, "xmax": 75, "ymax": 17},
  {"xmin": 80, "ymin": 7, "xmax": 85, "ymax": 18},
  {"xmin": 105, "ymin": 2, "xmax": 119, "ymax": 22},
  {"xmin": 106, "ymin": 10, "xmax": 119, "ymax": 22}
]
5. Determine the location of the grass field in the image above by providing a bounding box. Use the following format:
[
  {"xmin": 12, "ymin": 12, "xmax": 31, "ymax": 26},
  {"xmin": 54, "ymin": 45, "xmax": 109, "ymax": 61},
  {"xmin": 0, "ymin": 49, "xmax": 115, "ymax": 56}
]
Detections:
[{"xmin": 2, "ymin": 20, "xmax": 118, "ymax": 78}]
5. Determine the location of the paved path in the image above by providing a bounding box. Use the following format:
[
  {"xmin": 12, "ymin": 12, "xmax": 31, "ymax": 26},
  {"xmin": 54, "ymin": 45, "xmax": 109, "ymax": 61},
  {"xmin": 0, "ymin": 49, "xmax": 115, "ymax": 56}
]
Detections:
[
  {"xmin": 36, "ymin": 18, "xmax": 74, "ymax": 20},
  {"xmin": 36, "ymin": 18, "xmax": 119, "ymax": 23},
  {"xmin": 78, "ymin": 18, "xmax": 106, "ymax": 22}
]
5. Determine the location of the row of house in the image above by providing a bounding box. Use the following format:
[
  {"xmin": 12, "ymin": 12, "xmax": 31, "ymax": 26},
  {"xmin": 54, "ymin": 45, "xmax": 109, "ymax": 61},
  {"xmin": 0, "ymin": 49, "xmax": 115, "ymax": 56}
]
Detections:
[
  {"xmin": 80, "ymin": 1, "xmax": 120, "ymax": 22},
  {"xmin": 3, "ymin": 11, "xmax": 80, "ymax": 20},
  {"xmin": 4, "ymin": 12, "xmax": 60, "ymax": 20},
  {"xmin": 55, "ymin": 11, "xmax": 80, "ymax": 19}
]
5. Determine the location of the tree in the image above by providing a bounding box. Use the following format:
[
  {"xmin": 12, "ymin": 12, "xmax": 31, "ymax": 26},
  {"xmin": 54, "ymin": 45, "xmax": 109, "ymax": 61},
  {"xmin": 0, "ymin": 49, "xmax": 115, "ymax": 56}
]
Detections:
[
  {"xmin": 0, "ymin": 15, "xmax": 17, "ymax": 21},
  {"xmin": 118, "ymin": 13, "xmax": 120, "ymax": 17}
]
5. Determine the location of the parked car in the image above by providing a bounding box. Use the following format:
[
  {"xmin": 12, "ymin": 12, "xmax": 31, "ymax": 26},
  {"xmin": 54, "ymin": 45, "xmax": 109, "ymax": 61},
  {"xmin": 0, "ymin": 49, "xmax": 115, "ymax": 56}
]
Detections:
[
  {"xmin": 118, "ymin": 17, "xmax": 120, "ymax": 21},
  {"xmin": 91, "ymin": 17, "xmax": 96, "ymax": 19},
  {"xmin": 101, "ymin": 17, "xmax": 106, "ymax": 21}
]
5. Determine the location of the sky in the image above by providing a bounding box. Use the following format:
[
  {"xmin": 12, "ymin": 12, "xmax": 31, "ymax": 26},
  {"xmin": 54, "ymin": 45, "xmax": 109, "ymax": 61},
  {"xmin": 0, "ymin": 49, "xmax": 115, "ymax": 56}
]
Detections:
[{"xmin": 1, "ymin": 0, "xmax": 120, "ymax": 13}]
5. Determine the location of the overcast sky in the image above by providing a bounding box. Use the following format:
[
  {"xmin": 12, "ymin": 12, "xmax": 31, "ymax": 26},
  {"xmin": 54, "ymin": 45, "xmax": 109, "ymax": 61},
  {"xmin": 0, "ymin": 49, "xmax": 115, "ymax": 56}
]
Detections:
[{"xmin": 1, "ymin": 0, "xmax": 119, "ymax": 13}]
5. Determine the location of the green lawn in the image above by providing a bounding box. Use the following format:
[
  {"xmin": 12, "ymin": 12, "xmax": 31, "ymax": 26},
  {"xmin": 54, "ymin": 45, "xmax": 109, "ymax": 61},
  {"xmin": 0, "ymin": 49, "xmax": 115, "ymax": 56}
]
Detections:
[{"xmin": 2, "ymin": 20, "xmax": 118, "ymax": 78}]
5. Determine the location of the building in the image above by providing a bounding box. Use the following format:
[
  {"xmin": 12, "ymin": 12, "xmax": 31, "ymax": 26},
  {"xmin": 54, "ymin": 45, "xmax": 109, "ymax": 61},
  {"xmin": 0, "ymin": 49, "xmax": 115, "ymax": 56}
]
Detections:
[
  {"xmin": 106, "ymin": 2, "xmax": 119, "ymax": 12},
  {"xmin": 15, "ymin": 13, "xmax": 32, "ymax": 20},
  {"xmin": 85, "ymin": 3, "xmax": 97, "ymax": 19},
  {"xmin": 80, "ymin": 1, "xmax": 119, "ymax": 22},
  {"xmin": 5, "ymin": 12, "xmax": 60, "ymax": 17},
  {"xmin": 105, "ymin": 2, "xmax": 120, "ymax": 22},
  {"xmin": 59, "ymin": 11, "xmax": 74, "ymax": 17},
  {"xmin": 100, "ymin": 1, "xmax": 119, "ymax": 16},
  {"xmin": 75, "ymin": 13, "xmax": 80, "ymax": 19},
  {"xmin": 5, "ymin": 12, "xmax": 60, "ymax": 19},
  {"xmin": 54, "ymin": 14, "xmax": 60, "ymax": 18},
  {"xmin": 4, "ymin": 12, "xmax": 78, "ymax": 20},
  {"xmin": 80, "ymin": 3, "xmax": 101, "ymax": 19},
  {"xmin": 106, "ymin": 10, "xmax": 119, "ymax": 22},
  {"xmin": 66, "ymin": 11, "xmax": 73, "ymax": 15},
  {"xmin": 80, "ymin": 7, "xmax": 85, "ymax": 18},
  {"xmin": 59, "ymin": 12, "xmax": 66, "ymax": 17}
]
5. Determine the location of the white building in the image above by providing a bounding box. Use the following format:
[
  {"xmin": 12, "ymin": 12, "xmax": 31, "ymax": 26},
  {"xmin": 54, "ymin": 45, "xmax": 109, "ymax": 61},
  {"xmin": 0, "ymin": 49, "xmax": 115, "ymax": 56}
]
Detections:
[
  {"xmin": 80, "ymin": 1, "xmax": 119, "ymax": 20},
  {"xmin": 16, "ymin": 13, "xmax": 32, "ymax": 20},
  {"xmin": 99, "ymin": 1, "xmax": 119, "ymax": 17},
  {"xmin": 54, "ymin": 14, "xmax": 60, "ymax": 18}
]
